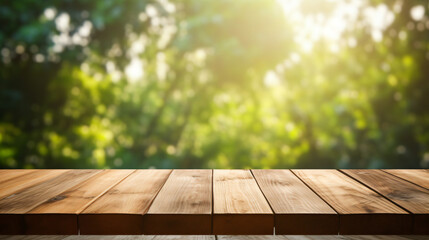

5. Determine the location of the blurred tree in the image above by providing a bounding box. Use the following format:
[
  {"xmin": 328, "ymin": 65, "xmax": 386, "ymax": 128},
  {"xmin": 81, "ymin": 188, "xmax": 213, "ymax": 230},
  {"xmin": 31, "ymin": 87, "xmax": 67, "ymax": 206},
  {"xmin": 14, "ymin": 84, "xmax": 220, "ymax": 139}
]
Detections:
[{"xmin": 0, "ymin": 0, "xmax": 428, "ymax": 169}]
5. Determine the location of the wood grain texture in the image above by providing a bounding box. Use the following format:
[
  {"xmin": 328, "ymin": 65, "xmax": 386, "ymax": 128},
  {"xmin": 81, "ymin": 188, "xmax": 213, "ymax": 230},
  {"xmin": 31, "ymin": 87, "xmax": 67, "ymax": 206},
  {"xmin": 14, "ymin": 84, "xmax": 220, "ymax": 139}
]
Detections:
[
  {"xmin": 344, "ymin": 236, "xmax": 421, "ymax": 240},
  {"xmin": 286, "ymin": 236, "xmax": 415, "ymax": 240},
  {"xmin": 0, "ymin": 170, "xmax": 68, "ymax": 200},
  {"xmin": 0, "ymin": 169, "xmax": 427, "ymax": 235},
  {"xmin": 65, "ymin": 236, "xmax": 214, "ymax": 240},
  {"xmin": 0, "ymin": 236, "xmax": 427, "ymax": 240},
  {"xmin": 292, "ymin": 170, "xmax": 412, "ymax": 235},
  {"xmin": 63, "ymin": 236, "xmax": 152, "ymax": 240},
  {"xmin": 383, "ymin": 169, "xmax": 429, "ymax": 190},
  {"xmin": 0, "ymin": 236, "xmax": 66, "ymax": 240},
  {"xmin": 252, "ymin": 169, "xmax": 338, "ymax": 235},
  {"xmin": 79, "ymin": 169, "xmax": 172, "ymax": 235},
  {"xmin": 0, "ymin": 170, "xmax": 100, "ymax": 234},
  {"xmin": 144, "ymin": 170, "xmax": 212, "ymax": 235},
  {"xmin": 342, "ymin": 169, "xmax": 429, "ymax": 234},
  {"xmin": 151, "ymin": 236, "xmax": 215, "ymax": 240},
  {"xmin": 398, "ymin": 236, "xmax": 429, "ymax": 240},
  {"xmin": 218, "ymin": 236, "xmax": 288, "ymax": 240},
  {"xmin": 286, "ymin": 235, "xmax": 420, "ymax": 240},
  {"xmin": 0, "ymin": 169, "xmax": 34, "ymax": 184},
  {"xmin": 25, "ymin": 170, "xmax": 134, "ymax": 235},
  {"xmin": 284, "ymin": 236, "xmax": 344, "ymax": 240},
  {"xmin": 213, "ymin": 170, "xmax": 273, "ymax": 235}
]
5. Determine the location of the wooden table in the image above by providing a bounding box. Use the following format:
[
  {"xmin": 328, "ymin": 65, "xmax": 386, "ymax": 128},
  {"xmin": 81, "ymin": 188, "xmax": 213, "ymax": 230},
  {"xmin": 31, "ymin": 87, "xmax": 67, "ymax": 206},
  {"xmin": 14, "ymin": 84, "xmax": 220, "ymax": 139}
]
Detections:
[
  {"xmin": 0, "ymin": 235, "xmax": 428, "ymax": 240},
  {"xmin": 0, "ymin": 169, "xmax": 427, "ymax": 235}
]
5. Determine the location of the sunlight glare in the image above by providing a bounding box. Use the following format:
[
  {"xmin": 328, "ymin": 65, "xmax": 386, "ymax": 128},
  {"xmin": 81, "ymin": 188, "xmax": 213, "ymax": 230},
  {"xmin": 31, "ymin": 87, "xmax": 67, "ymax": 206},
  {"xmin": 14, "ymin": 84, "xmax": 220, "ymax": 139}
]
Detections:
[
  {"xmin": 276, "ymin": 0, "xmax": 364, "ymax": 52},
  {"xmin": 264, "ymin": 70, "xmax": 280, "ymax": 87},
  {"xmin": 410, "ymin": 5, "xmax": 425, "ymax": 21},
  {"xmin": 125, "ymin": 57, "xmax": 144, "ymax": 82},
  {"xmin": 276, "ymin": 0, "xmax": 395, "ymax": 50},
  {"xmin": 55, "ymin": 13, "xmax": 70, "ymax": 32},
  {"xmin": 44, "ymin": 7, "xmax": 57, "ymax": 20},
  {"xmin": 363, "ymin": 4, "xmax": 395, "ymax": 42}
]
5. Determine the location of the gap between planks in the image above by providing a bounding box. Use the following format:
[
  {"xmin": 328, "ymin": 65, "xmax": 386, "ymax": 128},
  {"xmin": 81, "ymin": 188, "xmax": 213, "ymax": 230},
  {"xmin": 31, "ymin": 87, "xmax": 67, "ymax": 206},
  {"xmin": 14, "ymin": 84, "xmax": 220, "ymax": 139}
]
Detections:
[{"xmin": 252, "ymin": 169, "xmax": 339, "ymax": 235}]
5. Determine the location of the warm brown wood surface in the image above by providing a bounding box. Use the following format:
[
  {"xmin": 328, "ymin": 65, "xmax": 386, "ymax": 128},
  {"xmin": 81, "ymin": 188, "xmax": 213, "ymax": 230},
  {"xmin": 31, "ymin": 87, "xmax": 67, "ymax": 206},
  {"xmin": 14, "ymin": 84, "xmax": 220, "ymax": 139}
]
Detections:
[
  {"xmin": 0, "ymin": 169, "xmax": 427, "ymax": 235},
  {"xmin": 342, "ymin": 169, "xmax": 429, "ymax": 234},
  {"xmin": 0, "ymin": 236, "xmax": 66, "ymax": 240},
  {"xmin": 213, "ymin": 170, "xmax": 273, "ymax": 235},
  {"xmin": 383, "ymin": 169, "xmax": 429, "ymax": 190},
  {"xmin": 26, "ymin": 169, "xmax": 134, "ymax": 235},
  {"xmin": 0, "ymin": 236, "xmax": 428, "ymax": 240},
  {"xmin": 144, "ymin": 170, "xmax": 212, "ymax": 235},
  {"xmin": 0, "ymin": 170, "xmax": 100, "ymax": 234},
  {"xmin": 217, "ymin": 236, "xmax": 289, "ymax": 240},
  {"xmin": 0, "ymin": 170, "xmax": 34, "ymax": 184},
  {"xmin": 79, "ymin": 169, "xmax": 171, "ymax": 235},
  {"xmin": 284, "ymin": 237, "xmax": 344, "ymax": 240},
  {"xmin": 2, "ymin": 236, "xmax": 426, "ymax": 240},
  {"xmin": 149, "ymin": 236, "xmax": 215, "ymax": 240},
  {"xmin": 292, "ymin": 170, "xmax": 412, "ymax": 235},
  {"xmin": 252, "ymin": 169, "xmax": 338, "ymax": 234},
  {"xmin": 0, "ymin": 170, "xmax": 68, "ymax": 200}
]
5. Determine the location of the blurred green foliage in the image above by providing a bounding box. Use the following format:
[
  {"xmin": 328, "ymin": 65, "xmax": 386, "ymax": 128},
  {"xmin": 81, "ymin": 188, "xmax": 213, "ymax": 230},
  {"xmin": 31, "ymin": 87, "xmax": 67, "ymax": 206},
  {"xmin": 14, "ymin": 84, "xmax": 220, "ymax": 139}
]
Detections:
[{"xmin": 0, "ymin": 0, "xmax": 428, "ymax": 169}]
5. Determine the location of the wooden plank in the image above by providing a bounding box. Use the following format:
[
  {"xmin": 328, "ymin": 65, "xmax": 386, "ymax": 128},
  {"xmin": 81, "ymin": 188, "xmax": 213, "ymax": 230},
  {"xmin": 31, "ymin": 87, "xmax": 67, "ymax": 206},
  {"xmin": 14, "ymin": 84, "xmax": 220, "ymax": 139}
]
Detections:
[
  {"xmin": 286, "ymin": 236, "xmax": 415, "ymax": 240},
  {"xmin": 144, "ymin": 169, "xmax": 212, "ymax": 234},
  {"xmin": 0, "ymin": 170, "xmax": 35, "ymax": 183},
  {"xmin": 151, "ymin": 236, "xmax": 215, "ymax": 240},
  {"xmin": 79, "ymin": 169, "xmax": 172, "ymax": 235},
  {"xmin": 398, "ymin": 236, "xmax": 429, "ymax": 240},
  {"xmin": 0, "ymin": 170, "xmax": 100, "ymax": 234},
  {"xmin": 218, "ymin": 236, "xmax": 288, "ymax": 240},
  {"xmin": 342, "ymin": 169, "xmax": 429, "ymax": 234},
  {"xmin": 0, "ymin": 170, "xmax": 68, "ymax": 200},
  {"xmin": 284, "ymin": 236, "xmax": 344, "ymax": 240},
  {"xmin": 344, "ymin": 236, "xmax": 421, "ymax": 240},
  {"xmin": 213, "ymin": 170, "xmax": 273, "ymax": 235},
  {"xmin": 252, "ymin": 169, "xmax": 338, "ymax": 235},
  {"xmin": 292, "ymin": 170, "xmax": 412, "ymax": 235},
  {"xmin": 63, "ymin": 236, "xmax": 152, "ymax": 240},
  {"xmin": 25, "ymin": 169, "xmax": 134, "ymax": 235},
  {"xmin": 0, "ymin": 236, "xmax": 66, "ymax": 240},
  {"xmin": 64, "ymin": 236, "xmax": 213, "ymax": 240},
  {"xmin": 383, "ymin": 169, "xmax": 429, "ymax": 190},
  {"xmin": 63, "ymin": 236, "xmax": 151, "ymax": 240}
]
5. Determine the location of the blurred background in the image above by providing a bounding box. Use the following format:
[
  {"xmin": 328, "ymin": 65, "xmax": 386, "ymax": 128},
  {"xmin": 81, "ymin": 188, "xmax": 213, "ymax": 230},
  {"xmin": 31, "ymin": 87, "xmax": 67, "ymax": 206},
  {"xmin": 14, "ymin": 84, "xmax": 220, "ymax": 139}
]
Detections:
[{"xmin": 0, "ymin": 0, "xmax": 428, "ymax": 169}]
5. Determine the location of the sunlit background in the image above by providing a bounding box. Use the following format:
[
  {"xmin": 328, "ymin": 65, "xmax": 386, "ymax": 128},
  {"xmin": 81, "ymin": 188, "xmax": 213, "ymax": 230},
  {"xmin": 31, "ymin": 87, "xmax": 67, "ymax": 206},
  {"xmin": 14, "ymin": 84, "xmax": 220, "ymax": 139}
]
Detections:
[{"xmin": 1, "ymin": 0, "xmax": 428, "ymax": 169}]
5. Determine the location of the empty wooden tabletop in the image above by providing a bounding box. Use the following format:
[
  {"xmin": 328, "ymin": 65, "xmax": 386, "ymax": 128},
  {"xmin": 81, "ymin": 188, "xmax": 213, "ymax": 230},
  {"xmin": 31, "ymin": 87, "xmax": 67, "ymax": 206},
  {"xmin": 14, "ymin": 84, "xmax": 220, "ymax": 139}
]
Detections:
[
  {"xmin": 252, "ymin": 170, "xmax": 337, "ymax": 234},
  {"xmin": 0, "ymin": 169, "xmax": 427, "ymax": 235},
  {"xmin": 213, "ymin": 170, "xmax": 273, "ymax": 235},
  {"xmin": 80, "ymin": 170, "xmax": 171, "ymax": 235},
  {"xmin": 383, "ymin": 169, "xmax": 429, "ymax": 190},
  {"xmin": 27, "ymin": 170, "xmax": 134, "ymax": 235},
  {"xmin": 342, "ymin": 169, "xmax": 429, "ymax": 234},
  {"xmin": 144, "ymin": 170, "xmax": 212, "ymax": 234},
  {"xmin": 0, "ymin": 170, "xmax": 99, "ymax": 234},
  {"xmin": 293, "ymin": 170, "xmax": 411, "ymax": 234}
]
